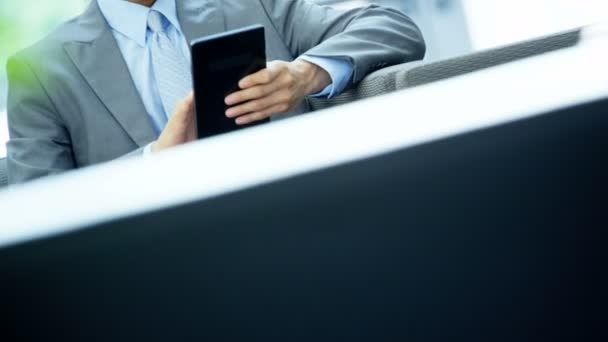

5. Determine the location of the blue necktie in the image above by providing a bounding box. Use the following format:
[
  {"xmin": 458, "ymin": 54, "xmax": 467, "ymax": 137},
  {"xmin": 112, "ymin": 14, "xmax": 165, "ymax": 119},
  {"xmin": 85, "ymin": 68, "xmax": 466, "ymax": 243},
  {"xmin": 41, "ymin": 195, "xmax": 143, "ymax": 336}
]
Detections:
[{"xmin": 147, "ymin": 10, "xmax": 192, "ymax": 124}]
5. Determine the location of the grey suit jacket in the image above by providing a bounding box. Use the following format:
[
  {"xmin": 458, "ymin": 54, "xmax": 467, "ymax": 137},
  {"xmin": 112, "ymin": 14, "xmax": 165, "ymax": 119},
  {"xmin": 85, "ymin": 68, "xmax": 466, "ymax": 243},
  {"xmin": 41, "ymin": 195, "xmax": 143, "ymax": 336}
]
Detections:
[{"xmin": 6, "ymin": 0, "xmax": 425, "ymax": 184}]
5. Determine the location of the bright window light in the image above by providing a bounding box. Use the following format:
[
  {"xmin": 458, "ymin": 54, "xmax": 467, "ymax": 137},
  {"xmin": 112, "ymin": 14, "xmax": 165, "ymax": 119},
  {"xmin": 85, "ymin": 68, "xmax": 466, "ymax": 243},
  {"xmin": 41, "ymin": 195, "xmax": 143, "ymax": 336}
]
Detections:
[{"xmin": 465, "ymin": 0, "xmax": 608, "ymax": 49}]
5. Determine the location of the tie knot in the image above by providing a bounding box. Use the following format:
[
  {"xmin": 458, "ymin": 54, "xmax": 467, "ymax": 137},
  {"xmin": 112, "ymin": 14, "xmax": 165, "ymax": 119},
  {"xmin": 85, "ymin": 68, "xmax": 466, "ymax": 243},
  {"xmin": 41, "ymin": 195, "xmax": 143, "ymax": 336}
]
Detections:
[{"xmin": 147, "ymin": 10, "xmax": 167, "ymax": 33}]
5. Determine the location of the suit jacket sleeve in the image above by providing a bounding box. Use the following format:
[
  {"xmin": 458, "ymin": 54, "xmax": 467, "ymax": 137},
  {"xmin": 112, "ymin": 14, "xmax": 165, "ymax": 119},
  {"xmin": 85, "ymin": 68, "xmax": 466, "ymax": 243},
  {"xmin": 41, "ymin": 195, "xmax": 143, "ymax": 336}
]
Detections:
[
  {"xmin": 258, "ymin": 0, "xmax": 426, "ymax": 84},
  {"xmin": 5, "ymin": 55, "xmax": 76, "ymax": 184}
]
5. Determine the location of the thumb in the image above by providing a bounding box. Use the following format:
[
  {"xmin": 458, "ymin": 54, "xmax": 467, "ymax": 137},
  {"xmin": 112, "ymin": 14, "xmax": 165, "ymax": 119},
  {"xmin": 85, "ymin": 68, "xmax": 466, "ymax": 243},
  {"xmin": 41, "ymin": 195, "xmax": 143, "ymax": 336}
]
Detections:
[
  {"xmin": 185, "ymin": 90, "xmax": 194, "ymax": 104},
  {"xmin": 181, "ymin": 91, "xmax": 195, "ymax": 113},
  {"xmin": 171, "ymin": 91, "xmax": 195, "ymax": 122}
]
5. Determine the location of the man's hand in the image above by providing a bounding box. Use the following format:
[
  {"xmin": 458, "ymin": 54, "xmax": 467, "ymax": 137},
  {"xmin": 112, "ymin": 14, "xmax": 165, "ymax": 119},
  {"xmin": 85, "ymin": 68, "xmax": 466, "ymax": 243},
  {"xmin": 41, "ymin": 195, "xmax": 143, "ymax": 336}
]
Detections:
[
  {"xmin": 151, "ymin": 91, "xmax": 197, "ymax": 153},
  {"xmin": 224, "ymin": 60, "xmax": 331, "ymax": 125}
]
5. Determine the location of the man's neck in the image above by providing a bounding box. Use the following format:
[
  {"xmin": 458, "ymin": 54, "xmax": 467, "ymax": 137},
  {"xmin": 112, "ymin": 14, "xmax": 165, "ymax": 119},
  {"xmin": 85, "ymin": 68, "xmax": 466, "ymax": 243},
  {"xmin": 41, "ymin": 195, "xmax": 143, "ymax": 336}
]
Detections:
[{"xmin": 127, "ymin": 0, "xmax": 156, "ymax": 7}]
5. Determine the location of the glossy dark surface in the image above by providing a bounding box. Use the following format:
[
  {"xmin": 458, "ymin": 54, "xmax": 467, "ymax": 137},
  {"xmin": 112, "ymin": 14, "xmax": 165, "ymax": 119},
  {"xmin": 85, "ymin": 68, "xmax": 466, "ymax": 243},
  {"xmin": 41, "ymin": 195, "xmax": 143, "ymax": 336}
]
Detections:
[
  {"xmin": 1, "ymin": 98, "xmax": 606, "ymax": 341},
  {"xmin": 191, "ymin": 25, "xmax": 268, "ymax": 139}
]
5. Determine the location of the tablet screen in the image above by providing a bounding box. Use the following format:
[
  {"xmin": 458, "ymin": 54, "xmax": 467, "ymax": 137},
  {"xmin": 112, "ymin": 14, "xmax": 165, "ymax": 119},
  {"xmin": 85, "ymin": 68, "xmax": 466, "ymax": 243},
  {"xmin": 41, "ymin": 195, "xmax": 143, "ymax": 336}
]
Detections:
[{"xmin": 191, "ymin": 25, "xmax": 267, "ymax": 139}]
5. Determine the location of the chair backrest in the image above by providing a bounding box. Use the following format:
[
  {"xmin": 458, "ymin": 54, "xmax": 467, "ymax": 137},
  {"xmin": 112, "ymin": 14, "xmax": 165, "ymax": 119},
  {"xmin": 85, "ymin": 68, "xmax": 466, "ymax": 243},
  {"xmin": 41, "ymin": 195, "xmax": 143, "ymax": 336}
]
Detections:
[
  {"xmin": 400, "ymin": 28, "xmax": 581, "ymax": 88},
  {"xmin": 309, "ymin": 28, "xmax": 581, "ymax": 111},
  {"xmin": 0, "ymin": 158, "xmax": 7, "ymax": 188}
]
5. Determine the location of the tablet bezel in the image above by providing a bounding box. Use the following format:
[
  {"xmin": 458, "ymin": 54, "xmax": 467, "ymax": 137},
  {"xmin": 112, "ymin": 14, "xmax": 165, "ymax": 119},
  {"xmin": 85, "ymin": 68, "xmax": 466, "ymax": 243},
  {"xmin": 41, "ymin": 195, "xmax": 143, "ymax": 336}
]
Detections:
[{"xmin": 191, "ymin": 25, "xmax": 268, "ymax": 139}]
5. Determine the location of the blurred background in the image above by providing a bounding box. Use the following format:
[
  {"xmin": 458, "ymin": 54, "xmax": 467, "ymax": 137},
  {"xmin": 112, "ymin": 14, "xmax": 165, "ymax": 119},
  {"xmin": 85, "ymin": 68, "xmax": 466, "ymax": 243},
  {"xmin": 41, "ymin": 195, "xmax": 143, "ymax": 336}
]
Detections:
[{"xmin": 1, "ymin": 0, "xmax": 607, "ymax": 157}]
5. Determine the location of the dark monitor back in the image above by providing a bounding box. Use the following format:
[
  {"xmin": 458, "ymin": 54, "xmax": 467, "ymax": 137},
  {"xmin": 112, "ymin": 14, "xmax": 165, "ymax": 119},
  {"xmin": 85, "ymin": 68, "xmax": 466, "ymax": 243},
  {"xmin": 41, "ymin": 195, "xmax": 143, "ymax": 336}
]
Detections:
[{"xmin": 1, "ymin": 98, "xmax": 607, "ymax": 341}]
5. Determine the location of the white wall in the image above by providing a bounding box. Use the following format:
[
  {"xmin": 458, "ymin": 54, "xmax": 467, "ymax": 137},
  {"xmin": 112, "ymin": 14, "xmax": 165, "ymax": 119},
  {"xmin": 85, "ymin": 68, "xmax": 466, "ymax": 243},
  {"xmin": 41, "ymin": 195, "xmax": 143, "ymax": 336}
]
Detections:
[{"xmin": 465, "ymin": 0, "xmax": 608, "ymax": 49}]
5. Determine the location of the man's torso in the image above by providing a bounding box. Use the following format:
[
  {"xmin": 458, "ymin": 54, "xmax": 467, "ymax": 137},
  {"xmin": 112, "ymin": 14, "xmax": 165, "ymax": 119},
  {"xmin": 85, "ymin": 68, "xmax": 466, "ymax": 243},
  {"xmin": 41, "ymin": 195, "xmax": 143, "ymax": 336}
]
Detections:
[{"xmin": 13, "ymin": 0, "xmax": 308, "ymax": 167}]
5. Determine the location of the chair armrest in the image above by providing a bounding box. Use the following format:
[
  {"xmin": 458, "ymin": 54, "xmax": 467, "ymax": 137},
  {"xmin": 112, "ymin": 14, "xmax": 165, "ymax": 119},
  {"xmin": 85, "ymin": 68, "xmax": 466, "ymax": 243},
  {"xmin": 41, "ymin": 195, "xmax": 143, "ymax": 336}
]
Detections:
[
  {"xmin": 308, "ymin": 60, "xmax": 423, "ymax": 111},
  {"xmin": 309, "ymin": 28, "xmax": 581, "ymax": 111}
]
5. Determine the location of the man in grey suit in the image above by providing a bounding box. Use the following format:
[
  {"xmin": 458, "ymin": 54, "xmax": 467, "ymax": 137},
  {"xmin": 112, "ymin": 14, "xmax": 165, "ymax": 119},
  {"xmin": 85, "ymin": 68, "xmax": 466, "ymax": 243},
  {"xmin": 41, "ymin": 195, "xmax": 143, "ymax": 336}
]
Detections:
[{"xmin": 6, "ymin": 0, "xmax": 425, "ymax": 184}]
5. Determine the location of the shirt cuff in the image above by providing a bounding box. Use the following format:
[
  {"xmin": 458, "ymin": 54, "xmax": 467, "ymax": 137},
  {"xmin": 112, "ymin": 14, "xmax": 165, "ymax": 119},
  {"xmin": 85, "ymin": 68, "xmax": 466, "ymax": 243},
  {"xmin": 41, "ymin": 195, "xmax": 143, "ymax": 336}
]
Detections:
[{"xmin": 298, "ymin": 55, "xmax": 354, "ymax": 99}]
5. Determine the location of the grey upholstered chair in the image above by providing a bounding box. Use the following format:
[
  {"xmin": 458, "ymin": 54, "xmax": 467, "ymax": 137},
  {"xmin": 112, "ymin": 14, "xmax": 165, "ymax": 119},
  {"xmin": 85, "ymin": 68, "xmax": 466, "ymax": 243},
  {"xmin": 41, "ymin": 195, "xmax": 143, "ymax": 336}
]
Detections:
[
  {"xmin": 309, "ymin": 28, "xmax": 581, "ymax": 111},
  {"xmin": 0, "ymin": 158, "xmax": 7, "ymax": 188}
]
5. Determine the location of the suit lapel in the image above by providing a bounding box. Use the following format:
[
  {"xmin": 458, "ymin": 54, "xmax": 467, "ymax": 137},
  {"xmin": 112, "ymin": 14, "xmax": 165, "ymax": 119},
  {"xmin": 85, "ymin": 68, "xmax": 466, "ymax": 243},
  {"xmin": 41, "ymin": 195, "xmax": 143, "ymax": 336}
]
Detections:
[
  {"xmin": 63, "ymin": 1, "xmax": 156, "ymax": 147},
  {"xmin": 62, "ymin": 0, "xmax": 226, "ymax": 148},
  {"xmin": 177, "ymin": 0, "xmax": 226, "ymax": 44}
]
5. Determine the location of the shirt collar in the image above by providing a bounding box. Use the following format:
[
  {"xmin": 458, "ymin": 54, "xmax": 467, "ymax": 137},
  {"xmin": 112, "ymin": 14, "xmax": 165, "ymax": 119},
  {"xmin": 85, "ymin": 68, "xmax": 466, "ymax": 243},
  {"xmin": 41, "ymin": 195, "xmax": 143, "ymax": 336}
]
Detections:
[{"xmin": 97, "ymin": 0, "xmax": 181, "ymax": 47}]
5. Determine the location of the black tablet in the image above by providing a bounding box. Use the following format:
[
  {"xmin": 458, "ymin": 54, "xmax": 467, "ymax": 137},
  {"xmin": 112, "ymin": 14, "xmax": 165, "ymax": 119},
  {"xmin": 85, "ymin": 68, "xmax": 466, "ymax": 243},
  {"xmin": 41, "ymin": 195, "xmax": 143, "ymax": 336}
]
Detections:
[{"xmin": 191, "ymin": 25, "xmax": 268, "ymax": 139}]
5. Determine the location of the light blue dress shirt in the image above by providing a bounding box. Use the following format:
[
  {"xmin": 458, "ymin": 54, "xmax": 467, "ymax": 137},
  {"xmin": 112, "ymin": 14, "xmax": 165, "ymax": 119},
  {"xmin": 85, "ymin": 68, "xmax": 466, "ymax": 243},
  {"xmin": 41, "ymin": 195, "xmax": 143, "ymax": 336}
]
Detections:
[{"xmin": 97, "ymin": 0, "xmax": 353, "ymax": 135}]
